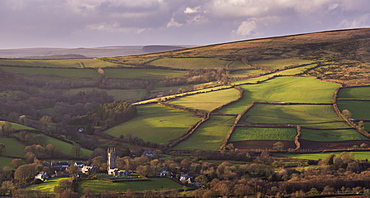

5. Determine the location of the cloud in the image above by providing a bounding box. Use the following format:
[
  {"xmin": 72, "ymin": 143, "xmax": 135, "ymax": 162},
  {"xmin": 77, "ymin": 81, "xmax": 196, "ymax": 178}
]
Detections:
[
  {"xmin": 233, "ymin": 19, "xmax": 257, "ymax": 36},
  {"xmin": 167, "ymin": 17, "xmax": 183, "ymax": 28},
  {"xmin": 184, "ymin": 6, "xmax": 200, "ymax": 14}
]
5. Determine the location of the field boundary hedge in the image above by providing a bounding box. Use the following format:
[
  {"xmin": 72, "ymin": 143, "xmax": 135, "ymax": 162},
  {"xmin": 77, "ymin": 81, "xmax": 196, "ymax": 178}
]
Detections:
[
  {"xmin": 294, "ymin": 125, "xmax": 301, "ymax": 150},
  {"xmin": 220, "ymin": 102, "xmax": 256, "ymax": 150},
  {"xmin": 333, "ymin": 86, "xmax": 370, "ymax": 138}
]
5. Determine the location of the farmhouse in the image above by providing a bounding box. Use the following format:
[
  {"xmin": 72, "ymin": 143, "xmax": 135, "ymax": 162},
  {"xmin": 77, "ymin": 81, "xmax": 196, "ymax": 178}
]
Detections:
[
  {"xmin": 34, "ymin": 172, "xmax": 48, "ymax": 181},
  {"xmin": 52, "ymin": 161, "xmax": 69, "ymax": 171}
]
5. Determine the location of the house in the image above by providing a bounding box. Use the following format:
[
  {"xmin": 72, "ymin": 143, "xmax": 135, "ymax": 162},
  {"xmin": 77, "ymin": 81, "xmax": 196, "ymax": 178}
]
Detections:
[
  {"xmin": 108, "ymin": 168, "xmax": 131, "ymax": 177},
  {"xmin": 35, "ymin": 172, "xmax": 48, "ymax": 181},
  {"xmin": 52, "ymin": 162, "xmax": 69, "ymax": 171},
  {"xmin": 74, "ymin": 162, "xmax": 84, "ymax": 168},
  {"xmin": 159, "ymin": 170, "xmax": 169, "ymax": 177},
  {"xmin": 81, "ymin": 165, "xmax": 95, "ymax": 174},
  {"xmin": 142, "ymin": 151, "xmax": 156, "ymax": 157}
]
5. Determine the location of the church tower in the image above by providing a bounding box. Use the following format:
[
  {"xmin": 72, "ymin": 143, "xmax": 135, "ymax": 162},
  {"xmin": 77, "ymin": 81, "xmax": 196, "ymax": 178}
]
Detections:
[{"xmin": 107, "ymin": 147, "xmax": 116, "ymax": 170}]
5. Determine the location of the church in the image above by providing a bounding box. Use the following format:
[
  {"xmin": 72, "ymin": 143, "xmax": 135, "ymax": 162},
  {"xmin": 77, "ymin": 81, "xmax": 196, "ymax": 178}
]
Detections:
[{"xmin": 107, "ymin": 148, "xmax": 130, "ymax": 177}]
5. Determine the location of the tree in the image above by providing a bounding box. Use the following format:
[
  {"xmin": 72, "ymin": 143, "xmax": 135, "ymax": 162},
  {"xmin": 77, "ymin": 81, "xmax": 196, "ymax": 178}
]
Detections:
[
  {"xmin": 10, "ymin": 159, "xmax": 23, "ymax": 169},
  {"xmin": 273, "ymin": 141, "xmax": 284, "ymax": 151},
  {"xmin": 14, "ymin": 164, "xmax": 37, "ymax": 184},
  {"xmin": 0, "ymin": 121, "xmax": 14, "ymax": 137},
  {"xmin": 342, "ymin": 109, "xmax": 352, "ymax": 119},
  {"xmin": 71, "ymin": 144, "xmax": 83, "ymax": 158},
  {"xmin": 0, "ymin": 143, "xmax": 5, "ymax": 155}
]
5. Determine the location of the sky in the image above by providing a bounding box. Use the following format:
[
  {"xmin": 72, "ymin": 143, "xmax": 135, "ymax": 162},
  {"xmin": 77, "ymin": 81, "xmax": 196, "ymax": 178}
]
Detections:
[{"xmin": 0, "ymin": 0, "xmax": 369, "ymax": 49}]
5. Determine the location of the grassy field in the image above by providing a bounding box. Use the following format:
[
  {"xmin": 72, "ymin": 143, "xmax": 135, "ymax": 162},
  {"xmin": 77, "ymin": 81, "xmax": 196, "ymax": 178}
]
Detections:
[
  {"xmin": 10, "ymin": 122, "xmax": 35, "ymax": 130},
  {"xmin": 25, "ymin": 177, "xmax": 69, "ymax": 192},
  {"xmin": 250, "ymin": 58, "xmax": 314, "ymax": 70},
  {"xmin": 228, "ymin": 60, "xmax": 250, "ymax": 69},
  {"xmin": 0, "ymin": 66, "xmax": 98, "ymax": 78},
  {"xmin": 221, "ymin": 77, "xmax": 340, "ymax": 114},
  {"xmin": 0, "ymin": 58, "xmax": 118, "ymax": 68},
  {"xmin": 174, "ymin": 115, "xmax": 235, "ymax": 150},
  {"xmin": 230, "ymin": 127, "xmax": 296, "ymax": 141},
  {"xmin": 79, "ymin": 178, "xmax": 184, "ymax": 193},
  {"xmin": 0, "ymin": 156, "xmax": 16, "ymax": 168},
  {"xmin": 44, "ymin": 136, "xmax": 93, "ymax": 157},
  {"xmin": 103, "ymin": 68, "xmax": 186, "ymax": 79},
  {"xmin": 104, "ymin": 104, "xmax": 202, "ymax": 144},
  {"xmin": 0, "ymin": 137, "xmax": 26, "ymax": 158},
  {"xmin": 337, "ymin": 101, "xmax": 370, "ymax": 120},
  {"xmin": 300, "ymin": 129, "xmax": 368, "ymax": 141},
  {"xmin": 338, "ymin": 86, "xmax": 370, "ymax": 99},
  {"xmin": 240, "ymin": 104, "xmax": 349, "ymax": 128},
  {"xmin": 149, "ymin": 57, "xmax": 230, "ymax": 69},
  {"xmin": 64, "ymin": 88, "xmax": 147, "ymax": 101},
  {"xmin": 229, "ymin": 69, "xmax": 265, "ymax": 78},
  {"xmin": 278, "ymin": 151, "xmax": 370, "ymax": 160},
  {"xmin": 167, "ymin": 88, "xmax": 240, "ymax": 112}
]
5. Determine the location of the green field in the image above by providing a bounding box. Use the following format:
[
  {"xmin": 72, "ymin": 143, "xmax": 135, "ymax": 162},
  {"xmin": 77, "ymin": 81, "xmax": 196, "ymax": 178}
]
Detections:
[
  {"xmin": 221, "ymin": 77, "xmax": 340, "ymax": 114},
  {"xmin": 364, "ymin": 122, "xmax": 370, "ymax": 131},
  {"xmin": 250, "ymin": 58, "xmax": 313, "ymax": 70},
  {"xmin": 228, "ymin": 60, "xmax": 250, "ymax": 69},
  {"xmin": 300, "ymin": 129, "xmax": 368, "ymax": 141},
  {"xmin": 337, "ymin": 101, "xmax": 370, "ymax": 120},
  {"xmin": 0, "ymin": 58, "xmax": 118, "ymax": 68},
  {"xmin": 10, "ymin": 122, "xmax": 35, "ymax": 130},
  {"xmin": 104, "ymin": 104, "xmax": 202, "ymax": 144},
  {"xmin": 0, "ymin": 66, "xmax": 98, "ymax": 78},
  {"xmin": 44, "ymin": 136, "xmax": 93, "ymax": 157},
  {"xmin": 64, "ymin": 88, "xmax": 147, "ymax": 101},
  {"xmin": 168, "ymin": 88, "xmax": 240, "ymax": 112},
  {"xmin": 230, "ymin": 127, "xmax": 296, "ymax": 141},
  {"xmin": 278, "ymin": 151, "xmax": 370, "ymax": 160},
  {"xmin": 25, "ymin": 177, "xmax": 69, "ymax": 192},
  {"xmin": 240, "ymin": 104, "xmax": 349, "ymax": 128},
  {"xmin": 0, "ymin": 137, "xmax": 26, "ymax": 158},
  {"xmin": 79, "ymin": 178, "xmax": 184, "ymax": 193},
  {"xmin": 104, "ymin": 68, "xmax": 186, "ymax": 79},
  {"xmin": 174, "ymin": 115, "xmax": 235, "ymax": 150},
  {"xmin": 229, "ymin": 69, "xmax": 264, "ymax": 78},
  {"xmin": 338, "ymin": 87, "xmax": 370, "ymax": 99},
  {"xmin": 149, "ymin": 57, "xmax": 229, "ymax": 69},
  {"xmin": 0, "ymin": 156, "xmax": 16, "ymax": 168}
]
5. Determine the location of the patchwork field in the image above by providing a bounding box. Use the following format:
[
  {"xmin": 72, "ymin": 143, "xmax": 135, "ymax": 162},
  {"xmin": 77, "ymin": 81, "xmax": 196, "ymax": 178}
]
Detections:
[
  {"xmin": 278, "ymin": 151, "xmax": 370, "ymax": 160},
  {"xmin": 300, "ymin": 129, "xmax": 368, "ymax": 141},
  {"xmin": 337, "ymin": 86, "xmax": 370, "ymax": 99},
  {"xmin": 230, "ymin": 127, "xmax": 296, "ymax": 141},
  {"xmin": 0, "ymin": 66, "xmax": 98, "ymax": 78},
  {"xmin": 250, "ymin": 58, "xmax": 314, "ymax": 70},
  {"xmin": 229, "ymin": 69, "xmax": 264, "ymax": 78},
  {"xmin": 337, "ymin": 101, "xmax": 370, "ymax": 120},
  {"xmin": 103, "ymin": 68, "xmax": 186, "ymax": 79},
  {"xmin": 25, "ymin": 177, "xmax": 69, "ymax": 192},
  {"xmin": 221, "ymin": 77, "xmax": 340, "ymax": 114},
  {"xmin": 104, "ymin": 104, "xmax": 202, "ymax": 144},
  {"xmin": 0, "ymin": 58, "xmax": 119, "ymax": 68},
  {"xmin": 79, "ymin": 178, "xmax": 184, "ymax": 193},
  {"xmin": 0, "ymin": 137, "xmax": 26, "ymax": 158},
  {"xmin": 149, "ymin": 57, "xmax": 229, "ymax": 69},
  {"xmin": 239, "ymin": 104, "xmax": 349, "ymax": 128},
  {"xmin": 167, "ymin": 88, "xmax": 240, "ymax": 112},
  {"xmin": 174, "ymin": 115, "xmax": 235, "ymax": 150},
  {"xmin": 44, "ymin": 136, "xmax": 93, "ymax": 157}
]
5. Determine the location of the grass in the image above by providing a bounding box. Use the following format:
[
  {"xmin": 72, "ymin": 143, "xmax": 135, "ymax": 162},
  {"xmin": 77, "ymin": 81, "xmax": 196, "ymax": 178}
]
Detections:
[
  {"xmin": 10, "ymin": 122, "xmax": 35, "ymax": 130},
  {"xmin": 337, "ymin": 101, "xmax": 370, "ymax": 120},
  {"xmin": 250, "ymin": 58, "xmax": 313, "ymax": 70},
  {"xmin": 338, "ymin": 86, "xmax": 370, "ymax": 99},
  {"xmin": 0, "ymin": 137, "xmax": 26, "ymax": 157},
  {"xmin": 104, "ymin": 104, "xmax": 202, "ymax": 144},
  {"xmin": 79, "ymin": 178, "xmax": 184, "ymax": 193},
  {"xmin": 0, "ymin": 58, "xmax": 118, "ymax": 68},
  {"xmin": 229, "ymin": 69, "xmax": 265, "ymax": 78},
  {"xmin": 230, "ymin": 127, "xmax": 296, "ymax": 141},
  {"xmin": 278, "ymin": 151, "xmax": 370, "ymax": 160},
  {"xmin": 0, "ymin": 66, "xmax": 98, "ymax": 78},
  {"xmin": 64, "ymin": 88, "xmax": 147, "ymax": 101},
  {"xmin": 149, "ymin": 57, "xmax": 230, "ymax": 69},
  {"xmin": 0, "ymin": 156, "xmax": 16, "ymax": 169},
  {"xmin": 104, "ymin": 68, "xmax": 186, "ymax": 79},
  {"xmin": 167, "ymin": 88, "xmax": 240, "ymax": 112},
  {"xmin": 240, "ymin": 104, "xmax": 349, "ymax": 128},
  {"xmin": 228, "ymin": 60, "xmax": 251, "ymax": 69},
  {"xmin": 25, "ymin": 177, "xmax": 69, "ymax": 192},
  {"xmin": 44, "ymin": 136, "xmax": 93, "ymax": 157},
  {"xmin": 221, "ymin": 76, "xmax": 340, "ymax": 114},
  {"xmin": 300, "ymin": 129, "xmax": 369, "ymax": 141},
  {"xmin": 174, "ymin": 115, "xmax": 235, "ymax": 150}
]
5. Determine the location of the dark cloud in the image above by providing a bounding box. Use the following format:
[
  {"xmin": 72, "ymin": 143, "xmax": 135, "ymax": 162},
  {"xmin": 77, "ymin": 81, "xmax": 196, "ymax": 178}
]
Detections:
[{"xmin": 0, "ymin": 0, "xmax": 369, "ymax": 49}]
